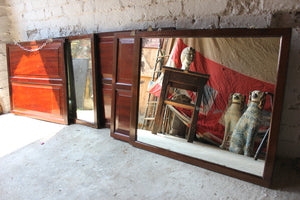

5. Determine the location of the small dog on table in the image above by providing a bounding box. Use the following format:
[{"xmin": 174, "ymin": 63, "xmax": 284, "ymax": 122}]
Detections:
[
  {"xmin": 229, "ymin": 90, "xmax": 266, "ymax": 157},
  {"xmin": 220, "ymin": 93, "xmax": 246, "ymax": 150}
]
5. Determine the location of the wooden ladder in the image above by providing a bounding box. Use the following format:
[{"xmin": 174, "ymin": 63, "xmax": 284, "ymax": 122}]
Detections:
[{"xmin": 141, "ymin": 39, "xmax": 169, "ymax": 130}]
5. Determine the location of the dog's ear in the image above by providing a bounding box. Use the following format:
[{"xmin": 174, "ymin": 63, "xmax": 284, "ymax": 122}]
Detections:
[
  {"xmin": 228, "ymin": 93, "xmax": 233, "ymax": 106},
  {"xmin": 259, "ymin": 92, "xmax": 266, "ymax": 110},
  {"xmin": 240, "ymin": 95, "xmax": 246, "ymax": 111},
  {"xmin": 247, "ymin": 91, "xmax": 252, "ymax": 107}
]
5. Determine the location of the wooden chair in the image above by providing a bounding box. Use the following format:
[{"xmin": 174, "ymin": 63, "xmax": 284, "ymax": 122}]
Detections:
[{"xmin": 151, "ymin": 66, "xmax": 210, "ymax": 143}]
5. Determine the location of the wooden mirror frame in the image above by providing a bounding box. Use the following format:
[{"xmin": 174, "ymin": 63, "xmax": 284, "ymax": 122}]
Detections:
[
  {"xmin": 129, "ymin": 28, "xmax": 291, "ymax": 187},
  {"xmin": 66, "ymin": 34, "xmax": 101, "ymax": 128}
]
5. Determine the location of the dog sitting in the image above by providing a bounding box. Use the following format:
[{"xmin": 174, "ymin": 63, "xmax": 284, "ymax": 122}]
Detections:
[
  {"xmin": 229, "ymin": 90, "xmax": 266, "ymax": 157},
  {"xmin": 220, "ymin": 93, "xmax": 246, "ymax": 150}
]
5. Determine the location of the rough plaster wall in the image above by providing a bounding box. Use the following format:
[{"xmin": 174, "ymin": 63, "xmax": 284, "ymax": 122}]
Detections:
[
  {"xmin": 1, "ymin": 0, "xmax": 299, "ymax": 157},
  {"xmin": 0, "ymin": 0, "xmax": 11, "ymax": 113}
]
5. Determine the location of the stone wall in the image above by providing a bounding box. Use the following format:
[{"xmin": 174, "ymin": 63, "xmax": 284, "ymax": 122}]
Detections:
[
  {"xmin": 0, "ymin": 0, "xmax": 11, "ymax": 113},
  {"xmin": 1, "ymin": 0, "xmax": 299, "ymax": 157}
]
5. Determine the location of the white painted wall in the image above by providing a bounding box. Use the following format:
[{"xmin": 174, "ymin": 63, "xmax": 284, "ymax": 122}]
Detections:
[{"xmin": 0, "ymin": 0, "xmax": 299, "ymax": 157}]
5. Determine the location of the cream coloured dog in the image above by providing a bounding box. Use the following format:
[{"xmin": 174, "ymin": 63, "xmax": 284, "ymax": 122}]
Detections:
[
  {"xmin": 220, "ymin": 93, "xmax": 246, "ymax": 150},
  {"xmin": 229, "ymin": 90, "xmax": 266, "ymax": 156}
]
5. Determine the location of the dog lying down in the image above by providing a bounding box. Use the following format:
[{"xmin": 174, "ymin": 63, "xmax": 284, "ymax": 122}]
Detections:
[
  {"xmin": 229, "ymin": 90, "xmax": 266, "ymax": 157},
  {"xmin": 220, "ymin": 93, "xmax": 246, "ymax": 150}
]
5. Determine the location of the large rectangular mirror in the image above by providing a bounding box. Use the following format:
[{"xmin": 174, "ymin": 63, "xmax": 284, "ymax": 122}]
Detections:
[
  {"xmin": 130, "ymin": 29, "xmax": 291, "ymax": 187},
  {"xmin": 67, "ymin": 35, "xmax": 99, "ymax": 128}
]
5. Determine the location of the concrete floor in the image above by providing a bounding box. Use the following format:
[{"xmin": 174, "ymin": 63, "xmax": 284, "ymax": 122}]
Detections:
[{"xmin": 0, "ymin": 114, "xmax": 299, "ymax": 200}]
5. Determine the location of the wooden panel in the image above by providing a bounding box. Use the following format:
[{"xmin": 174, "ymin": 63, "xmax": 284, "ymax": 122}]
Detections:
[
  {"xmin": 98, "ymin": 34, "xmax": 115, "ymax": 127},
  {"xmin": 115, "ymin": 89, "xmax": 131, "ymax": 135},
  {"xmin": 102, "ymin": 84, "xmax": 112, "ymax": 126},
  {"xmin": 117, "ymin": 38, "xmax": 134, "ymax": 84},
  {"xmin": 111, "ymin": 34, "xmax": 135, "ymax": 142},
  {"xmin": 99, "ymin": 37, "xmax": 114, "ymax": 81},
  {"xmin": 9, "ymin": 43, "xmax": 62, "ymax": 78},
  {"xmin": 11, "ymin": 82, "xmax": 62, "ymax": 116},
  {"xmin": 7, "ymin": 39, "xmax": 68, "ymax": 124}
]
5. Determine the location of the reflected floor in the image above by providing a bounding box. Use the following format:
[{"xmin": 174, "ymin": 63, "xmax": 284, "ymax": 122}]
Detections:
[
  {"xmin": 77, "ymin": 110, "xmax": 95, "ymax": 124},
  {"xmin": 137, "ymin": 129, "xmax": 265, "ymax": 177}
]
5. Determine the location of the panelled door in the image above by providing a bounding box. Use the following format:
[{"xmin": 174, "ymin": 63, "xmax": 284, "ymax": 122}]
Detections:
[
  {"xmin": 6, "ymin": 39, "xmax": 68, "ymax": 124},
  {"xmin": 97, "ymin": 33, "xmax": 115, "ymax": 128},
  {"xmin": 111, "ymin": 32, "xmax": 135, "ymax": 142}
]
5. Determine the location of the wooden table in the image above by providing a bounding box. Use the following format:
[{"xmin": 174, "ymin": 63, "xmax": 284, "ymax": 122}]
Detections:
[{"xmin": 152, "ymin": 66, "xmax": 210, "ymax": 142}]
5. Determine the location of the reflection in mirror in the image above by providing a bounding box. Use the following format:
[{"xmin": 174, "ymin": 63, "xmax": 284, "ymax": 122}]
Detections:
[
  {"xmin": 137, "ymin": 37, "xmax": 281, "ymax": 176},
  {"xmin": 71, "ymin": 39, "xmax": 95, "ymax": 124}
]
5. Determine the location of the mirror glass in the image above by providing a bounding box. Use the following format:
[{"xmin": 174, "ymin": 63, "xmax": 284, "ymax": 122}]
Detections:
[
  {"xmin": 137, "ymin": 37, "xmax": 281, "ymax": 176},
  {"xmin": 70, "ymin": 39, "xmax": 95, "ymax": 124}
]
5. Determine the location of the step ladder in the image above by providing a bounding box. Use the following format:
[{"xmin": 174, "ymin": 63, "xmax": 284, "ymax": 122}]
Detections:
[{"xmin": 141, "ymin": 39, "xmax": 169, "ymax": 130}]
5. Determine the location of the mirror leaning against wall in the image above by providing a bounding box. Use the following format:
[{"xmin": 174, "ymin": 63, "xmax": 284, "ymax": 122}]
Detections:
[
  {"xmin": 130, "ymin": 29, "xmax": 291, "ymax": 187},
  {"xmin": 68, "ymin": 35, "xmax": 99, "ymax": 127}
]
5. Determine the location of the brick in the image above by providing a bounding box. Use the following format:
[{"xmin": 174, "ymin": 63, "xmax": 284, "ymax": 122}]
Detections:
[
  {"xmin": 0, "ymin": 86, "xmax": 10, "ymax": 113},
  {"xmin": 62, "ymin": 3, "xmax": 83, "ymax": 17},
  {"xmin": 183, "ymin": 0, "xmax": 227, "ymax": 16},
  {"xmin": 0, "ymin": 78, "xmax": 8, "ymax": 90},
  {"xmin": 120, "ymin": 0, "xmax": 152, "ymax": 7},
  {"xmin": 270, "ymin": 11, "xmax": 300, "ymax": 28},
  {"xmin": 223, "ymin": 0, "xmax": 263, "ymax": 15},
  {"xmin": 123, "ymin": 6, "xmax": 144, "ymax": 23},
  {"xmin": 264, "ymin": 0, "xmax": 300, "ymax": 12},
  {"xmin": 22, "ymin": 9, "xmax": 45, "ymax": 21},
  {"xmin": 95, "ymin": 0, "xmax": 122, "ymax": 12},
  {"xmin": 83, "ymin": 0, "xmax": 96, "ymax": 13},
  {"xmin": 151, "ymin": 17, "xmax": 176, "ymax": 30},
  {"xmin": 50, "ymin": 6, "xmax": 64, "ymax": 18},
  {"xmin": 47, "ymin": 0, "xmax": 69, "ymax": 7},
  {"xmin": 27, "ymin": 0, "xmax": 49, "ymax": 10},
  {"xmin": 95, "ymin": 7, "xmax": 146, "ymax": 32},
  {"xmin": 142, "ymin": 2, "xmax": 182, "ymax": 21},
  {"xmin": 7, "ymin": 0, "xmax": 24, "ymax": 12},
  {"xmin": 219, "ymin": 14, "xmax": 271, "ymax": 28},
  {"xmin": 176, "ymin": 15, "xmax": 219, "ymax": 29}
]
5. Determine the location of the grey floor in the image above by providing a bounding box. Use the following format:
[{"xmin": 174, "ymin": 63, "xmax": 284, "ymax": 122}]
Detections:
[{"xmin": 0, "ymin": 114, "xmax": 299, "ymax": 200}]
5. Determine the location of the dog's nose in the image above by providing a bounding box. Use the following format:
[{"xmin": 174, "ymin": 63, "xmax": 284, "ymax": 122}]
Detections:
[{"xmin": 253, "ymin": 93, "xmax": 258, "ymax": 98}]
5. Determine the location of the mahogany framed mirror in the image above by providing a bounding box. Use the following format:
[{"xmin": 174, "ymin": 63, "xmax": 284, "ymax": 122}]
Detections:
[
  {"xmin": 66, "ymin": 34, "xmax": 100, "ymax": 128},
  {"xmin": 130, "ymin": 28, "xmax": 291, "ymax": 187}
]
